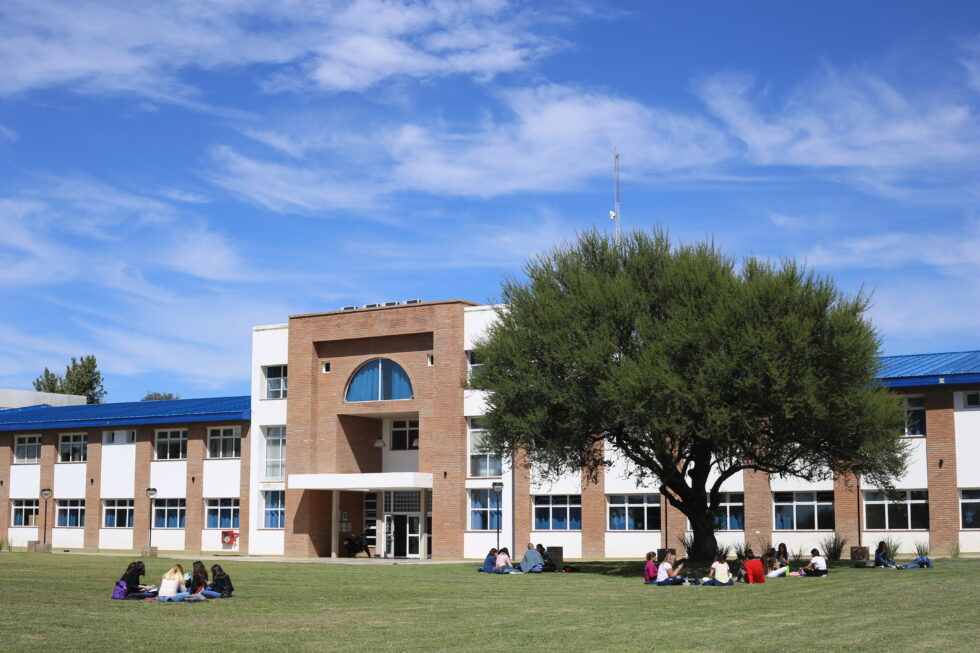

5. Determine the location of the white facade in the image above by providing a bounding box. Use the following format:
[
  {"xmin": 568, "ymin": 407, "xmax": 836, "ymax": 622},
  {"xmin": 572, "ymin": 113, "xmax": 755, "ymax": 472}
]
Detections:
[{"xmin": 0, "ymin": 388, "xmax": 86, "ymax": 410}]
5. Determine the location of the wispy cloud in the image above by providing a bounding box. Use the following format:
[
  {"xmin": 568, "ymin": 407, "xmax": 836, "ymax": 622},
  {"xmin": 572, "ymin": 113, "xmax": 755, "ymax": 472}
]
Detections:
[
  {"xmin": 0, "ymin": 123, "xmax": 17, "ymax": 142},
  {"xmin": 0, "ymin": 0, "xmax": 564, "ymax": 103}
]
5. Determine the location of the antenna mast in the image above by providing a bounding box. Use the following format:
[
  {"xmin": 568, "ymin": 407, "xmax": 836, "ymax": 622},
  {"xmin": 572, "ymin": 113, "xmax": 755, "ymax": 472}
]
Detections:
[{"xmin": 610, "ymin": 150, "xmax": 622, "ymax": 246}]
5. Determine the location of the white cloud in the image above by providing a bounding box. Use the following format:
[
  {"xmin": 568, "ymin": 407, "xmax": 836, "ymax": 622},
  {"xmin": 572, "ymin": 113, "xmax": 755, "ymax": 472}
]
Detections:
[
  {"xmin": 697, "ymin": 68, "xmax": 980, "ymax": 190},
  {"xmin": 0, "ymin": 0, "xmax": 561, "ymax": 102},
  {"xmin": 0, "ymin": 123, "xmax": 17, "ymax": 142},
  {"xmin": 805, "ymin": 222, "xmax": 980, "ymax": 271}
]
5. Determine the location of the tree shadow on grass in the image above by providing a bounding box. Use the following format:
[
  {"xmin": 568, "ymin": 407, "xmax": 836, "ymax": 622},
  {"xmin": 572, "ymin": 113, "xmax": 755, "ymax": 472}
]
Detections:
[{"xmin": 572, "ymin": 561, "xmax": 645, "ymax": 577}]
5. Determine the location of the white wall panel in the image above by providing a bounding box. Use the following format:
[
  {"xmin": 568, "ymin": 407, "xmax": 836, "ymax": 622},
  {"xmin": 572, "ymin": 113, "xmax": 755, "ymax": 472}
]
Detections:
[
  {"xmin": 99, "ymin": 529, "xmax": 134, "ymax": 550},
  {"xmin": 890, "ymin": 438, "xmax": 929, "ymax": 489},
  {"xmin": 464, "ymin": 532, "xmax": 503, "ymax": 559},
  {"xmin": 7, "ymin": 527, "xmax": 38, "ymax": 547},
  {"xmin": 528, "ymin": 531, "xmax": 582, "ymax": 558},
  {"xmin": 382, "ymin": 449, "xmax": 419, "ymax": 473},
  {"xmin": 149, "ymin": 529, "xmax": 185, "ymax": 551},
  {"xmin": 202, "ymin": 459, "xmax": 241, "ymax": 497},
  {"xmin": 53, "ymin": 464, "xmax": 87, "ymax": 498},
  {"xmin": 150, "ymin": 461, "xmax": 187, "ymax": 498},
  {"xmin": 959, "ymin": 531, "xmax": 980, "ymax": 554},
  {"xmin": 9, "ymin": 464, "xmax": 40, "ymax": 498},
  {"xmin": 464, "ymin": 306, "xmax": 498, "ymax": 349},
  {"xmin": 249, "ymin": 529, "xmax": 285, "ymax": 555},
  {"xmin": 955, "ymin": 395, "xmax": 980, "ymax": 487},
  {"xmin": 100, "ymin": 443, "xmax": 136, "ymax": 498},
  {"xmin": 531, "ymin": 465, "xmax": 581, "ymax": 494},
  {"xmin": 51, "ymin": 528, "xmax": 85, "ymax": 548},
  {"xmin": 769, "ymin": 475, "xmax": 834, "ymax": 492},
  {"xmin": 604, "ymin": 446, "xmax": 658, "ymax": 494},
  {"xmin": 605, "ymin": 531, "xmax": 660, "ymax": 558},
  {"xmin": 463, "ymin": 389, "xmax": 488, "ymax": 417},
  {"xmin": 860, "ymin": 531, "xmax": 927, "ymax": 555},
  {"xmin": 201, "ymin": 529, "xmax": 241, "ymax": 552}
]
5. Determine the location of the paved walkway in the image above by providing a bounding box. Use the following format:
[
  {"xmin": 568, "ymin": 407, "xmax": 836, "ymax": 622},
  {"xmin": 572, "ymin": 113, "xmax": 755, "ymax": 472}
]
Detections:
[{"xmin": 57, "ymin": 550, "xmax": 470, "ymax": 564}]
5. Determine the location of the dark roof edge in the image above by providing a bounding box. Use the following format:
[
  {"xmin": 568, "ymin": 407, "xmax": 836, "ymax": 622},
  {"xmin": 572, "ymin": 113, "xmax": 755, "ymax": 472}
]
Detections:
[
  {"xmin": 289, "ymin": 299, "xmax": 479, "ymax": 320},
  {"xmin": 0, "ymin": 409, "xmax": 250, "ymax": 432},
  {"xmin": 878, "ymin": 374, "xmax": 980, "ymax": 388}
]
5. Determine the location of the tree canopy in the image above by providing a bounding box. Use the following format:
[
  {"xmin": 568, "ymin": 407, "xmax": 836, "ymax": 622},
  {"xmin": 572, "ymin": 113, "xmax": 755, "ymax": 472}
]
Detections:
[
  {"xmin": 33, "ymin": 355, "xmax": 107, "ymax": 404},
  {"xmin": 469, "ymin": 229, "xmax": 908, "ymax": 559},
  {"xmin": 141, "ymin": 392, "xmax": 180, "ymax": 401}
]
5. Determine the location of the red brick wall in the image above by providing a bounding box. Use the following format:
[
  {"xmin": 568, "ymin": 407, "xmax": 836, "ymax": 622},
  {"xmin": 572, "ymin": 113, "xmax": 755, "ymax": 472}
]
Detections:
[
  {"xmin": 924, "ymin": 389, "xmax": 958, "ymax": 555},
  {"xmin": 285, "ymin": 300, "xmax": 475, "ymax": 558},
  {"xmin": 513, "ymin": 451, "xmax": 531, "ymax": 551},
  {"xmin": 833, "ymin": 472, "xmax": 861, "ymax": 556},
  {"xmin": 742, "ymin": 469, "xmax": 773, "ymax": 552},
  {"xmin": 0, "ymin": 435, "xmax": 10, "ymax": 542},
  {"xmin": 660, "ymin": 492, "xmax": 687, "ymax": 554},
  {"xmin": 237, "ymin": 424, "xmax": 251, "ymax": 554},
  {"xmin": 133, "ymin": 426, "xmax": 153, "ymax": 551},
  {"xmin": 83, "ymin": 430, "xmax": 102, "ymax": 549},
  {"xmin": 580, "ymin": 463, "xmax": 606, "ymax": 559},
  {"xmin": 184, "ymin": 424, "xmax": 205, "ymax": 551},
  {"xmin": 38, "ymin": 432, "xmax": 56, "ymax": 545}
]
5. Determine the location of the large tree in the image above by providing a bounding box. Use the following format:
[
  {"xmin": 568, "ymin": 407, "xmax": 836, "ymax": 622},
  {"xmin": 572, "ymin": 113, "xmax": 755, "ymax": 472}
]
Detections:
[
  {"xmin": 469, "ymin": 230, "xmax": 908, "ymax": 560},
  {"xmin": 33, "ymin": 355, "xmax": 107, "ymax": 404},
  {"xmin": 141, "ymin": 392, "xmax": 180, "ymax": 401}
]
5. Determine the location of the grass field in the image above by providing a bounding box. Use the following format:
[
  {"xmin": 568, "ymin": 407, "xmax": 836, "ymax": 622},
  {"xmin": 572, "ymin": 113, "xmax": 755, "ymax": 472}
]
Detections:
[{"xmin": 1, "ymin": 553, "xmax": 978, "ymax": 652}]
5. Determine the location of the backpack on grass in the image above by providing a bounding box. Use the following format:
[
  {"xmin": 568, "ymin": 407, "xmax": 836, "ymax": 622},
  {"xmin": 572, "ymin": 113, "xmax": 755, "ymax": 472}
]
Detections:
[{"xmin": 111, "ymin": 580, "xmax": 128, "ymax": 600}]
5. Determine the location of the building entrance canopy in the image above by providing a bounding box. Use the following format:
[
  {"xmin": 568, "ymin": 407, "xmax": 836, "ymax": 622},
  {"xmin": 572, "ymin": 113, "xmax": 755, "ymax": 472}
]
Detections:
[{"xmin": 288, "ymin": 472, "xmax": 432, "ymax": 492}]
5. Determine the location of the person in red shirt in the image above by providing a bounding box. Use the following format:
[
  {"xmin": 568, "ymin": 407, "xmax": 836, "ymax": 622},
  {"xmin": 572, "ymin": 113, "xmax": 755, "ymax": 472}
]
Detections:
[{"xmin": 742, "ymin": 549, "xmax": 765, "ymax": 584}]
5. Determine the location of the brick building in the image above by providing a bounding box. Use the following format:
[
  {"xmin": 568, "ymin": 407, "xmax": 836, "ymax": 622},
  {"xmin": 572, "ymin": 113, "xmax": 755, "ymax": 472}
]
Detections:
[{"xmin": 2, "ymin": 300, "xmax": 979, "ymax": 558}]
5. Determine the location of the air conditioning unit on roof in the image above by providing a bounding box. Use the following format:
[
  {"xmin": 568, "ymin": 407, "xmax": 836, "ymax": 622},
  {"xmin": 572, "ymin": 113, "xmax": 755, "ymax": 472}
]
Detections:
[
  {"xmin": 363, "ymin": 303, "xmax": 381, "ymax": 308},
  {"xmin": 384, "ymin": 301, "xmax": 400, "ymax": 306},
  {"xmin": 405, "ymin": 299, "xmax": 422, "ymax": 304},
  {"xmin": 341, "ymin": 306, "xmax": 358, "ymax": 311}
]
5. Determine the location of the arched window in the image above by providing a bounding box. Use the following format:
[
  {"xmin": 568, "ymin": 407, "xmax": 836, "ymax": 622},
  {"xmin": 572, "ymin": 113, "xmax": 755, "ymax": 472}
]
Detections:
[{"xmin": 345, "ymin": 358, "xmax": 414, "ymax": 402}]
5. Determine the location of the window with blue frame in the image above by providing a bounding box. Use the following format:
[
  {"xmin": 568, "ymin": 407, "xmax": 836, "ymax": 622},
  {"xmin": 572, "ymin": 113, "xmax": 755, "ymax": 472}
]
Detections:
[
  {"xmin": 153, "ymin": 498, "xmax": 186, "ymax": 528},
  {"xmin": 103, "ymin": 499, "xmax": 134, "ymax": 528},
  {"xmin": 206, "ymin": 498, "xmax": 240, "ymax": 529},
  {"xmin": 264, "ymin": 490, "xmax": 285, "ymax": 529},
  {"xmin": 533, "ymin": 495, "xmax": 581, "ymax": 530},
  {"xmin": 469, "ymin": 489, "xmax": 502, "ymax": 530},
  {"xmin": 56, "ymin": 499, "xmax": 85, "ymax": 527},
  {"xmin": 712, "ymin": 493, "xmax": 745, "ymax": 531},
  {"xmin": 608, "ymin": 494, "xmax": 661, "ymax": 531},
  {"xmin": 345, "ymin": 358, "xmax": 413, "ymax": 402}
]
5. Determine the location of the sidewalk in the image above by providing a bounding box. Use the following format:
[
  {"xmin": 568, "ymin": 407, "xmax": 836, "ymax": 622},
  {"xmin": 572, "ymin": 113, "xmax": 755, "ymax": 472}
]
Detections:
[{"xmin": 55, "ymin": 550, "xmax": 470, "ymax": 564}]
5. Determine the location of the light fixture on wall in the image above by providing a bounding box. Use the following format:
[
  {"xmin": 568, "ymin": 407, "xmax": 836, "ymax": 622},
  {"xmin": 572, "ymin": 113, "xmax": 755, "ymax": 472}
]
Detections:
[
  {"xmin": 145, "ymin": 487, "xmax": 158, "ymax": 553},
  {"xmin": 373, "ymin": 437, "xmax": 385, "ymax": 448}
]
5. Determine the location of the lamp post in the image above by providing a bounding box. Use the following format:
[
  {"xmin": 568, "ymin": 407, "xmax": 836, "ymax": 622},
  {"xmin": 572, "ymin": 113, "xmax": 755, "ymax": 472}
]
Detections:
[
  {"xmin": 40, "ymin": 488, "xmax": 52, "ymax": 550},
  {"xmin": 145, "ymin": 488, "xmax": 158, "ymax": 557},
  {"xmin": 491, "ymin": 481, "xmax": 504, "ymax": 551}
]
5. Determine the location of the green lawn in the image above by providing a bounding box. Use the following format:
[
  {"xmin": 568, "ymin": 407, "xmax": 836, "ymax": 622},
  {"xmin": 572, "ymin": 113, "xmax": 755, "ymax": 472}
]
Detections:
[{"xmin": 0, "ymin": 553, "xmax": 977, "ymax": 652}]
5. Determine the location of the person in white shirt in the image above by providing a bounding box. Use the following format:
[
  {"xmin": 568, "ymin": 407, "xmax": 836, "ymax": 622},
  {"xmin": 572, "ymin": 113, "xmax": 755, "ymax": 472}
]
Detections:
[
  {"xmin": 800, "ymin": 549, "xmax": 828, "ymax": 577},
  {"xmin": 702, "ymin": 554, "xmax": 733, "ymax": 586},
  {"xmin": 156, "ymin": 564, "xmax": 189, "ymax": 601},
  {"xmin": 655, "ymin": 552, "xmax": 688, "ymax": 586}
]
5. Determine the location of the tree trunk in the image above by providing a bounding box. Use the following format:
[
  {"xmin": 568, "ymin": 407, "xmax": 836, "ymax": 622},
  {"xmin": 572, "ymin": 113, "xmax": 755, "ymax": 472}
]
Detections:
[{"xmin": 688, "ymin": 512, "xmax": 719, "ymax": 562}]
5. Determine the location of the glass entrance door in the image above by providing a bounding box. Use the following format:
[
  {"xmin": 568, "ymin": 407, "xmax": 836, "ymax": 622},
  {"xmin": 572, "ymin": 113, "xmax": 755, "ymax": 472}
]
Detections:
[
  {"xmin": 407, "ymin": 515, "xmax": 421, "ymax": 557},
  {"xmin": 382, "ymin": 513, "xmax": 421, "ymax": 558}
]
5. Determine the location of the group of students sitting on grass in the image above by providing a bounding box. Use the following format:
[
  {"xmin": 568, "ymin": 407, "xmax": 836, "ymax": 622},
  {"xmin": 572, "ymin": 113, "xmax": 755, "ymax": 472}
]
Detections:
[
  {"xmin": 873, "ymin": 541, "xmax": 933, "ymax": 569},
  {"xmin": 643, "ymin": 544, "xmax": 830, "ymax": 586},
  {"xmin": 479, "ymin": 543, "xmax": 559, "ymax": 573},
  {"xmin": 112, "ymin": 560, "xmax": 235, "ymax": 601}
]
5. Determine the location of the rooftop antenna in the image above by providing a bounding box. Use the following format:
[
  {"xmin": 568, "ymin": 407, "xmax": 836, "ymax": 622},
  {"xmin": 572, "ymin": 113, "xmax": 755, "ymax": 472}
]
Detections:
[{"xmin": 609, "ymin": 150, "xmax": 621, "ymax": 247}]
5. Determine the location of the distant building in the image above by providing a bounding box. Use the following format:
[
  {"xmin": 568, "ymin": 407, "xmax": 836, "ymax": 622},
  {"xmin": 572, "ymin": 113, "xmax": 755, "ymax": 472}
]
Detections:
[
  {"xmin": 1, "ymin": 301, "xmax": 978, "ymax": 558},
  {"xmin": 0, "ymin": 388, "xmax": 86, "ymax": 410}
]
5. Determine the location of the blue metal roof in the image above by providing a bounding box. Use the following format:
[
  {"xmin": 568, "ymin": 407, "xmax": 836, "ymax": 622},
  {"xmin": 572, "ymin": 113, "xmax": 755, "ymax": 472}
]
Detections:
[
  {"xmin": 877, "ymin": 350, "xmax": 980, "ymax": 388},
  {"xmin": 0, "ymin": 396, "xmax": 250, "ymax": 432}
]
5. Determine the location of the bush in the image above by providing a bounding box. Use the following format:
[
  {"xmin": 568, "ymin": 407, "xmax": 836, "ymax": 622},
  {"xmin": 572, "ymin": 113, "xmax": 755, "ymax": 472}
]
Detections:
[
  {"xmin": 820, "ymin": 533, "xmax": 848, "ymax": 561},
  {"xmin": 951, "ymin": 541, "xmax": 961, "ymax": 559},
  {"xmin": 715, "ymin": 542, "xmax": 732, "ymax": 559},
  {"xmin": 791, "ymin": 547, "xmax": 808, "ymax": 565},
  {"xmin": 678, "ymin": 533, "xmax": 696, "ymax": 559},
  {"xmin": 914, "ymin": 540, "xmax": 930, "ymax": 558},
  {"xmin": 733, "ymin": 542, "xmax": 748, "ymax": 560},
  {"xmin": 882, "ymin": 537, "xmax": 901, "ymax": 561}
]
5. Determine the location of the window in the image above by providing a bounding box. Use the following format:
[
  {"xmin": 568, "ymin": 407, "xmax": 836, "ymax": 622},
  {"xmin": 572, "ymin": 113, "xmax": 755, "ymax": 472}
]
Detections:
[
  {"xmin": 265, "ymin": 365, "xmax": 288, "ymax": 399},
  {"xmin": 56, "ymin": 499, "xmax": 85, "ymax": 527},
  {"xmin": 961, "ymin": 490, "xmax": 980, "ymax": 529},
  {"xmin": 103, "ymin": 499, "xmax": 134, "ymax": 528},
  {"xmin": 12, "ymin": 499, "xmax": 39, "ymax": 526},
  {"xmin": 774, "ymin": 492, "xmax": 835, "ymax": 530},
  {"xmin": 155, "ymin": 430, "xmax": 187, "ymax": 460},
  {"xmin": 264, "ymin": 491, "xmax": 285, "ymax": 529},
  {"xmin": 469, "ymin": 489, "xmax": 502, "ymax": 530},
  {"xmin": 468, "ymin": 419, "xmax": 502, "ymax": 477},
  {"xmin": 534, "ymin": 495, "xmax": 582, "ymax": 530},
  {"xmin": 59, "ymin": 434, "xmax": 87, "ymax": 462},
  {"xmin": 864, "ymin": 490, "xmax": 929, "ymax": 530},
  {"xmin": 103, "ymin": 430, "xmax": 135, "ymax": 445},
  {"xmin": 608, "ymin": 494, "xmax": 661, "ymax": 531},
  {"xmin": 153, "ymin": 498, "xmax": 186, "ymax": 528},
  {"xmin": 14, "ymin": 436, "xmax": 41, "ymax": 463},
  {"xmin": 712, "ymin": 493, "xmax": 745, "ymax": 530},
  {"xmin": 904, "ymin": 396, "xmax": 926, "ymax": 436},
  {"xmin": 965, "ymin": 392, "xmax": 980, "ymax": 408},
  {"xmin": 265, "ymin": 426, "xmax": 286, "ymax": 480},
  {"xmin": 364, "ymin": 493, "xmax": 378, "ymax": 548},
  {"xmin": 208, "ymin": 427, "xmax": 241, "ymax": 458},
  {"xmin": 345, "ymin": 358, "xmax": 413, "ymax": 402},
  {"xmin": 391, "ymin": 419, "xmax": 419, "ymax": 451},
  {"xmin": 206, "ymin": 498, "xmax": 240, "ymax": 529}
]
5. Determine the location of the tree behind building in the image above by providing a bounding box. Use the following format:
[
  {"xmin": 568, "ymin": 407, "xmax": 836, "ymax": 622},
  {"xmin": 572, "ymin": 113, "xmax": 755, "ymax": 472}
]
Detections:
[{"xmin": 33, "ymin": 355, "xmax": 107, "ymax": 404}]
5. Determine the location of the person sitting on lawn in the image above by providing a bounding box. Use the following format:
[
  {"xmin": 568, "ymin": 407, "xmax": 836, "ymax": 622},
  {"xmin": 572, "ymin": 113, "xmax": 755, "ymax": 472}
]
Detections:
[
  {"xmin": 643, "ymin": 551, "xmax": 659, "ymax": 584},
  {"xmin": 656, "ymin": 553, "xmax": 689, "ymax": 585},
  {"xmin": 898, "ymin": 555, "xmax": 934, "ymax": 569},
  {"xmin": 206, "ymin": 564, "xmax": 235, "ymax": 597},
  {"xmin": 119, "ymin": 561, "xmax": 154, "ymax": 599},
  {"xmin": 874, "ymin": 541, "xmax": 896, "ymax": 568},
  {"xmin": 799, "ymin": 549, "xmax": 828, "ymax": 577},
  {"xmin": 702, "ymin": 554, "xmax": 733, "ymax": 586},
  {"xmin": 495, "ymin": 547, "xmax": 520, "ymax": 573},
  {"xmin": 776, "ymin": 543, "xmax": 790, "ymax": 567},
  {"xmin": 188, "ymin": 561, "xmax": 209, "ymax": 595},
  {"xmin": 537, "ymin": 544, "xmax": 556, "ymax": 572},
  {"xmin": 157, "ymin": 564, "xmax": 189, "ymax": 602},
  {"xmin": 480, "ymin": 548, "xmax": 498, "ymax": 573},
  {"xmin": 742, "ymin": 550, "xmax": 765, "ymax": 584},
  {"xmin": 520, "ymin": 543, "xmax": 545, "ymax": 572},
  {"xmin": 763, "ymin": 550, "xmax": 788, "ymax": 578}
]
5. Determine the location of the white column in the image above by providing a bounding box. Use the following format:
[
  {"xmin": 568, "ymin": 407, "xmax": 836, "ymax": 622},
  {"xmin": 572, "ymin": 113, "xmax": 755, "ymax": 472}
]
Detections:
[{"xmin": 330, "ymin": 490, "xmax": 340, "ymax": 558}]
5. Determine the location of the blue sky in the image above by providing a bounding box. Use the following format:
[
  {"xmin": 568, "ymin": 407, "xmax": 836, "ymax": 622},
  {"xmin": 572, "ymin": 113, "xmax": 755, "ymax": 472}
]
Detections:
[{"xmin": 2, "ymin": 1, "xmax": 980, "ymax": 401}]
